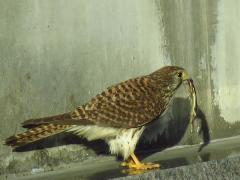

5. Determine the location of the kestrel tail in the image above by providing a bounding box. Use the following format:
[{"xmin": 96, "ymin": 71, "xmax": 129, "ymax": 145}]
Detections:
[{"xmin": 5, "ymin": 66, "xmax": 194, "ymax": 171}]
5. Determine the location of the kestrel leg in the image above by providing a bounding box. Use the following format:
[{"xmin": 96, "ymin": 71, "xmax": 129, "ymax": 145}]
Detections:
[{"xmin": 121, "ymin": 153, "xmax": 160, "ymax": 174}]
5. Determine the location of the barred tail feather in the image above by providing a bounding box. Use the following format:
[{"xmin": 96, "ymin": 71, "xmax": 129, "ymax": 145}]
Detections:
[
  {"xmin": 5, "ymin": 124, "xmax": 72, "ymax": 147},
  {"xmin": 21, "ymin": 113, "xmax": 73, "ymax": 128}
]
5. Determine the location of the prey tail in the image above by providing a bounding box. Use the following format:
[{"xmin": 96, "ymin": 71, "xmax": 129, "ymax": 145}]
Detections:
[{"xmin": 5, "ymin": 124, "xmax": 72, "ymax": 147}]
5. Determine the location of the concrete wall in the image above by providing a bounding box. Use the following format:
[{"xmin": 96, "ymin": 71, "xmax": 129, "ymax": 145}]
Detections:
[
  {"xmin": 0, "ymin": 0, "xmax": 240, "ymax": 169},
  {"xmin": 0, "ymin": 0, "xmax": 165, "ymax": 154},
  {"xmin": 158, "ymin": 0, "xmax": 240, "ymax": 139},
  {"xmin": 211, "ymin": 0, "xmax": 240, "ymax": 124}
]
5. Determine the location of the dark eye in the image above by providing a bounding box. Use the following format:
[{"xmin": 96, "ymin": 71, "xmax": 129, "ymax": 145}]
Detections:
[{"xmin": 177, "ymin": 72, "xmax": 182, "ymax": 78}]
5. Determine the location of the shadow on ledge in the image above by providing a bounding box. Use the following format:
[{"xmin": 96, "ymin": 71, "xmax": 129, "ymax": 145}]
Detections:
[
  {"xmin": 13, "ymin": 97, "xmax": 210, "ymax": 158},
  {"xmin": 138, "ymin": 97, "xmax": 210, "ymax": 155}
]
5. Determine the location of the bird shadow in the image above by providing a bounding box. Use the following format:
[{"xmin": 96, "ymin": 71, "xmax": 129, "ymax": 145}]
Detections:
[
  {"xmin": 137, "ymin": 97, "xmax": 210, "ymax": 158},
  {"xmin": 14, "ymin": 97, "xmax": 210, "ymax": 159}
]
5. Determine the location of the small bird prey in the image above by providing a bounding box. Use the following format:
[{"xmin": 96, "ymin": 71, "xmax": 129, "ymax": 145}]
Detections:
[{"xmin": 5, "ymin": 66, "xmax": 195, "ymax": 171}]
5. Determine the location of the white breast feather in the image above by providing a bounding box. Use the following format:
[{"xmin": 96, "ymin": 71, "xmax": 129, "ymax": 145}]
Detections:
[
  {"xmin": 67, "ymin": 125, "xmax": 144, "ymax": 160},
  {"xmin": 67, "ymin": 125, "xmax": 120, "ymax": 141},
  {"xmin": 107, "ymin": 127, "xmax": 144, "ymax": 160}
]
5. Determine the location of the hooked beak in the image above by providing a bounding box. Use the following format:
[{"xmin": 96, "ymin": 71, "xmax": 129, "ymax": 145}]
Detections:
[{"xmin": 181, "ymin": 71, "xmax": 190, "ymax": 81}]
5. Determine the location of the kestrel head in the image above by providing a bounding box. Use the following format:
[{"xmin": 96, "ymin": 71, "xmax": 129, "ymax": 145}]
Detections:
[{"xmin": 151, "ymin": 66, "xmax": 190, "ymax": 91}]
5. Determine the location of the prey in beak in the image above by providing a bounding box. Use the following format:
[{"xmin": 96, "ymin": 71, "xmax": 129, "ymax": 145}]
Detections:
[{"xmin": 186, "ymin": 79, "xmax": 198, "ymax": 133}]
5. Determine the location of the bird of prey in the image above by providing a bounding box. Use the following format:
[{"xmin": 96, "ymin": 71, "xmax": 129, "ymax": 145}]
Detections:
[{"xmin": 5, "ymin": 66, "xmax": 194, "ymax": 171}]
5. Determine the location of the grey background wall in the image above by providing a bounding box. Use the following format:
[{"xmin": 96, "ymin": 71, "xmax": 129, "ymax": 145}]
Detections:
[{"xmin": 0, "ymin": 0, "xmax": 240, "ymax": 161}]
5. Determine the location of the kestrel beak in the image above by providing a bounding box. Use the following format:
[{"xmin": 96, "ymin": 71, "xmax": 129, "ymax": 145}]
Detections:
[{"xmin": 181, "ymin": 71, "xmax": 190, "ymax": 81}]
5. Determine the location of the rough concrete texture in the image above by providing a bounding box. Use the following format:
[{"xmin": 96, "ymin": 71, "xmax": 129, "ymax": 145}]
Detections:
[
  {"xmin": 0, "ymin": 0, "xmax": 240, "ymax": 178},
  {"xmin": 0, "ymin": 144, "xmax": 97, "ymax": 176},
  {"xmin": 2, "ymin": 135, "xmax": 240, "ymax": 179},
  {"xmin": 116, "ymin": 156, "xmax": 240, "ymax": 180}
]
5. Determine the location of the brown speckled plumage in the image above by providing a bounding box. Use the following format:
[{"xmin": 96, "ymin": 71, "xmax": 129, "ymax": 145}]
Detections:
[
  {"xmin": 5, "ymin": 124, "xmax": 71, "ymax": 147},
  {"xmin": 5, "ymin": 66, "xmax": 190, "ymax": 163}
]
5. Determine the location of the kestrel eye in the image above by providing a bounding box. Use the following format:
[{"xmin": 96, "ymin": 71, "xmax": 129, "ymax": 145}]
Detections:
[{"xmin": 177, "ymin": 72, "xmax": 182, "ymax": 78}]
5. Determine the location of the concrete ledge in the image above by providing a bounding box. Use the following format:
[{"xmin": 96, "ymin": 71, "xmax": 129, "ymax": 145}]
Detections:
[
  {"xmin": 1, "ymin": 135, "xmax": 240, "ymax": 179},
  {"xmin": 116, "ymin": 155, "xmax": 240, "ymax": 180}
]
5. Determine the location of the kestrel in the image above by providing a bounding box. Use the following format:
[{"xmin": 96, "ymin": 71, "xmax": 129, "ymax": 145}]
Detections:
[{"xmin": 5, "ymin": 66, "xmax": 195, "ymax": 171}]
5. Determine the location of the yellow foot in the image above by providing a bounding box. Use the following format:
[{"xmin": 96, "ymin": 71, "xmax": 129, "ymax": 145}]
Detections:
[
  {"xmin": 121, "ymin": 153, "xmax": 160, "ymax": 175},
  {"xmin": 121, "ymin": 161, "xmax": 160, "ymax": 170},
  {"xmin": 121, "ymin": 162, "xmax": 160, "ymax": 175}
]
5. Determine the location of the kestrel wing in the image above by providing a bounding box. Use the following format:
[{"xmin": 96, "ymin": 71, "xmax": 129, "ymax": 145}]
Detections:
[
  {"xmin": 71, "ymin": 76, "xmax": 169, "ymax": 128},
  {"xmin": 22, "ymin": 112, "xmax": 94, "ymax": 129}
]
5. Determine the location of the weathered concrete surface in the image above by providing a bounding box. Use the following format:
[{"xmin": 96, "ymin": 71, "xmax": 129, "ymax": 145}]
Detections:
[
  {"xmin": 158, "ymin": 0, "xmax": 240, "ymax": 139},
  {"xmin": 0, "ymin": 1, "xmax": 164, "ymax": 129},
  {"xmin": 0, "ymin": 0, "xmax": 240, "ymax": 178},
  {"xmin": 1, "ymin": 135, "xmax": 240, "ymax": 180},
  {"xmin": 211, "ymin": 0, "xmax": 240, "ymax": 124},
  {"xmin": 0, "ymin": 0, "xmax": 165, "ymax": 159},
  {"xmin": 116, "ymin": 156, "xmax": 240, "ymax": 180}
]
